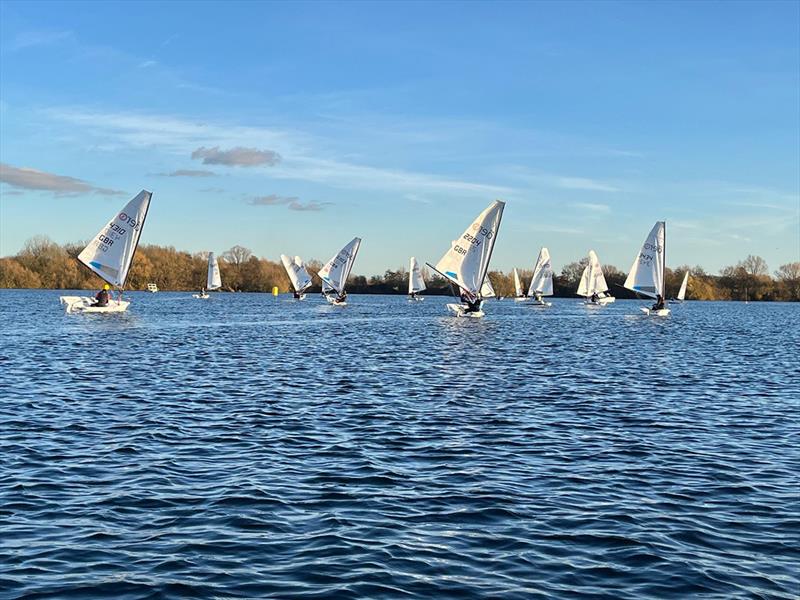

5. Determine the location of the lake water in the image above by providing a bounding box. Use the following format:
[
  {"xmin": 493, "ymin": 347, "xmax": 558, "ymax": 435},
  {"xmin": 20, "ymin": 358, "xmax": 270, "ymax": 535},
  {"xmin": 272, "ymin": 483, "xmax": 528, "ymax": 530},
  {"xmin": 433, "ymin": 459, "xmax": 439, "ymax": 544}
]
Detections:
[{"xmin": 1, "ymin": 290, "xmax": 798, "ymax": 599}]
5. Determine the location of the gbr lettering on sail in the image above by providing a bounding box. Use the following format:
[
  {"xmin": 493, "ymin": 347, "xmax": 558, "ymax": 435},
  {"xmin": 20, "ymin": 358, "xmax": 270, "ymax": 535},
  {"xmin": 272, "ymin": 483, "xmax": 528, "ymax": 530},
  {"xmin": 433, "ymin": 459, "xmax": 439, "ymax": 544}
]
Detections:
[{"xmin": 454, "ymin": 222, "xmax": 494, "ymax": 256}]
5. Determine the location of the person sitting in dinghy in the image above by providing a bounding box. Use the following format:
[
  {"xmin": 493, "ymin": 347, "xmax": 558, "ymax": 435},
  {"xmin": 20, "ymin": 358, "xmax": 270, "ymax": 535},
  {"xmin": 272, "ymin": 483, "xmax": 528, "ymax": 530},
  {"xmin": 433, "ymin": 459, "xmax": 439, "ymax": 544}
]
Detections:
[
  {"xmin": 652, "ymin": 295, "xmax": 665, "ymax": 311},
  {"xmin": 293, "ymin": 290, "xmax": 301, "ymax": 299},
  {"xmin": 460, "ymin": 291, "xmax": 481, "ymax": 313},
  {"xmin": 590, "ymin": 292, "xmax": 599, "ymax": 303},
  {"xmin": 94, "ymin": 284, "xmax": 111, "ymax": 307},
  {"xmin": 335, "ymin": 291, "xmax": 347, "ymax": 304}
]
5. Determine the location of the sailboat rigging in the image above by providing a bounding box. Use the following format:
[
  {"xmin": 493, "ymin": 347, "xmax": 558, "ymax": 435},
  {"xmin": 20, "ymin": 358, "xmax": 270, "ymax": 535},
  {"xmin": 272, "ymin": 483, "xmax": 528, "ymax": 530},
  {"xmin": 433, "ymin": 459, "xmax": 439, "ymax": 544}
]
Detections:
[{"xmin": 624, "ymin": 221, "xmax": 670, "ymax": 316}]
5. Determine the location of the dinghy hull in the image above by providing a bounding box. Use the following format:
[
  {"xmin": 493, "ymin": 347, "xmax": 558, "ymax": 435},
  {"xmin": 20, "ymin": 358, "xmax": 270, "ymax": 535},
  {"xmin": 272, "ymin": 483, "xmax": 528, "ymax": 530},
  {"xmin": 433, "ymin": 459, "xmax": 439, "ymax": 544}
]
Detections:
[
  {"xmin": 640, "ymin": 307, "xmax": 671, "ymax": 317},
  {"xmin": 446, "ymin": 303, "xmax": 485, "ymax": 318},
  {"xmin": 60, "ymin": 296, "xmax": 130, "ymax": 314}
]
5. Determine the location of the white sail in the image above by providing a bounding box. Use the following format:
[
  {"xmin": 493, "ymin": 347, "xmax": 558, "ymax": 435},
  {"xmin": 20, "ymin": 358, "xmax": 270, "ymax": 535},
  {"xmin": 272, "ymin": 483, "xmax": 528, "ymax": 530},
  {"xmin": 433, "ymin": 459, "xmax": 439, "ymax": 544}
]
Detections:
[
  {"xmin": 408, "ymin": 257, "xmax": 426, "ymax": 294},
  {"xmin": 588, "ymin": 250, "xmax": 609, "ymax": 294},
  {"xmin": 318, "ymin": 237, "xmax": 361, "ymax": 295},
  {"xmin": 207, "ymin": 252, "xmax": 222, "ymax": 290},
  {"xmin": 77, "ymin": 190, "xmax": 152, "ymax": 288},
  {"xmin": 677, "ymin": 271, "xmax": 689, "ymax": 301},
  {"xmin": 624, "ymin": 221, "xmax": 666, "ymax": 299},
  {"xmin": 281, "ymin": 254, "xmax": 312, "ymax": 293},
  {"xmin": 322, "ymin": 279, "xmax": 334, "ymax": 294},
  {"xmin": 513, "ymin": 268, "xmax": 523, "ymax": 297},
  {"xmin": 528, "ymin": 247, "xmax": 553, "ymax": 297},
  {"xmin": 481, "ymin": 277, "xmax": 496, "ymax": 298},
  {"xmin": 577, "ymin": 250, "xmax": 609, "ymax": 297},
  {"xmin": 577, "ymin": 265, "xmax": 591, "ymax": 297},
  {"xmin": 428, "ymin": 200, "xmax": 505, "ymax": 298}
]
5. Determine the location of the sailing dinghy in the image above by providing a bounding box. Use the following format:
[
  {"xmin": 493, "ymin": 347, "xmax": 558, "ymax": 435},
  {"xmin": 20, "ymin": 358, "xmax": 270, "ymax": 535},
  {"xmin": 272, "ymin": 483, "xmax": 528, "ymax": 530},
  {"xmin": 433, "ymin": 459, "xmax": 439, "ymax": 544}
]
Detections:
[
  {"xmin": 426, "ymin": 200, "xmax": 505, "ymax": 318},
  {"xmin": 675, "ymin": 271, "xmax": 689, "ymax": 302},
  {"xmin": 318, "ymin": 237, "xmax": 362, "ymax": 305},
  {"xmin": 512, "ymin": 268, "xmax": 526, "ymax": 301},
  {"xmin": 60, "ymin": 190, "xmax": 152, "ymax": 313},
  {"xmin": 578, "ymin": 250, "xmax": 615, "ymax": 306},
  {"xmin": 527, "ymin": 247, "xmax": 553, "ymax": 306},
  {"xmin": 408, "ymin": 257, "xmax": 426, "ymax": 300},
  {"xmin": 282, "ymin": 254, "xmax": 312, "ymax": 300},
  {"xmin": 481, "ymin": 276, "xmax": 497, "ymax": 299},
  {"xmin": 624, "ymin": 221, "xmax": 670, "ymax": 316},
  {"xmin": 193, "ymin": 252, "xmax": 222, "ymax": 299}
]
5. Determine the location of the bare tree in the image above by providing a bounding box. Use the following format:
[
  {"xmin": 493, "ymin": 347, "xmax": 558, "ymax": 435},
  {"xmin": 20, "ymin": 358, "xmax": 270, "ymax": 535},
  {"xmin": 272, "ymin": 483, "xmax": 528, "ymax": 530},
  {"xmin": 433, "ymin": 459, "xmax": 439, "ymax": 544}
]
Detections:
[{"xmin": 740, "ymin": 255, "xmax": 768, "ymax": 277}]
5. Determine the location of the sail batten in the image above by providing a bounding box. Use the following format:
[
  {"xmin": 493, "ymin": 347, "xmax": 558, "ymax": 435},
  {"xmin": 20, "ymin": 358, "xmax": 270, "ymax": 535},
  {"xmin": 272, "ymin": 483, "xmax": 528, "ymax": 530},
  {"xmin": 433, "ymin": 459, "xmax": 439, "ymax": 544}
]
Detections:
[
  {"xmin": 318, "ymin": 237, "xmax": 361, "ymax": 295},
  {"xmin": 428, "ymin": 200, "xmax": 505, "ymax": 298},
  {"xmin": 408, "ymin": 257, "xmax": 426, "ymax": 294},
  {"xmin": 624, "ymin": 221, "xmax": 666, "ymax": 299},
  {"xmin": 528, "ymin": 247, "xmax": 553, "ymax": 297},
  {"xmin": 77, "ymin": 190, "xmax": 152, "ymax": 288}
]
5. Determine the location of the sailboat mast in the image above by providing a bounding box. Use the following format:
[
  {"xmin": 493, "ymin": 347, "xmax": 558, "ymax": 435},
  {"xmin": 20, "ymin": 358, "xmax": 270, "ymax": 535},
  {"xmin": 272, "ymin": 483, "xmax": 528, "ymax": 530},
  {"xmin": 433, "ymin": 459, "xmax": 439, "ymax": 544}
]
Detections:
[
  {"xmin": 662, "ymin": 221, "xmax": 667, "ymax": 300},
  {"xmin": 478, "ymin": 201, "xmax": 504, "ymax": 294},
  {"xmin": 122, "ymin": 191, "xmax": 152, "ymax": 293}
]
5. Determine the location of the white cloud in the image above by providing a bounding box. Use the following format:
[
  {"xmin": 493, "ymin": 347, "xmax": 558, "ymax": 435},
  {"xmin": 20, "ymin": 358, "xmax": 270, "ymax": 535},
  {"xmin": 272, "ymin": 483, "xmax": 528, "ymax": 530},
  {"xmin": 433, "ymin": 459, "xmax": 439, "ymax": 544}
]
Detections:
[{"xmin": 0, "ymin": 163, "xmax": 124, "ymax": 196}]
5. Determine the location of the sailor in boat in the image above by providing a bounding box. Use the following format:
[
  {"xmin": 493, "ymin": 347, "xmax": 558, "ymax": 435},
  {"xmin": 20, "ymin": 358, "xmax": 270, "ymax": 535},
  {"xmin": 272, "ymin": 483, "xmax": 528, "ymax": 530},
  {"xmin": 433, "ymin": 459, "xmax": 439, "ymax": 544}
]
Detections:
[
  {"xmin": 336, "ymin": 291, "xmax": 348, "ymax": 304},
  {"xmin": 460, "ymin": 291, "xmax": 482, "ymax": 314},
  {"xmin": 590, "ymin": 292, "xmax": 599, "ymax": 304},
  {"xmin": 293, "ymin": 290, "xmax": 301, "ymax": 299},
  {"xmin": 93, "ymin": 284, "xmax": 111, "ymax": 307},
  {"xmin": 651, "ymin": 295, "xmax": 665, "ymax": 311}
]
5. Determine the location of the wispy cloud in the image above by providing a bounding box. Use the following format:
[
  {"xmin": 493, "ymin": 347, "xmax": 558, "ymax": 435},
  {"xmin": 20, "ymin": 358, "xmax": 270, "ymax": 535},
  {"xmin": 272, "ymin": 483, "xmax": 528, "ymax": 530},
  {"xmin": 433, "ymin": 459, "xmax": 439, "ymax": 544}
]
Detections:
[
  {"xmin": 156, "ymin": 169, "xmax": 216, "ymax": 177},
  {"xmin": 138, "ymin": 60, "xmax": 157, "ymax": 69},
  {"xmin": 45, "ymin": 108, "xmax": 511, "ymax": 196},
  {"xmin": 10, "ymin": 30, "xmax": 72, "ymax": 51},
  {"xmin": 248, "ymin": 194, "xmax": 327, "ymax": 211},
  {"xmin": 571, "ymin": 202, "xmax": 610, "ymax": 212},
  {"xmin": 0, "ymin": 163, "xmax": 124, "ymax": 196},
  {"xmin": 557, "ymin": 177, "xmax": 620, "ymax": 192},
  {"xmin": 498, "ymin": 166, "xmax": 622, "ymax": 193},
  {"xmin": 191, "ymin": 146, "xmax": 282, "ymax": 167}
]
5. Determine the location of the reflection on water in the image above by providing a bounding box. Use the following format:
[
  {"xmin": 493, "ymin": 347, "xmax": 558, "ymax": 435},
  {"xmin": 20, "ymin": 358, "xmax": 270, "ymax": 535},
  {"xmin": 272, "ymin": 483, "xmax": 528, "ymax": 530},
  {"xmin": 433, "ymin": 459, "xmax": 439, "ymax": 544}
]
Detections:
[{"xmin": 1, "ymin": 290, "xmax": 798, "ymax": 599}]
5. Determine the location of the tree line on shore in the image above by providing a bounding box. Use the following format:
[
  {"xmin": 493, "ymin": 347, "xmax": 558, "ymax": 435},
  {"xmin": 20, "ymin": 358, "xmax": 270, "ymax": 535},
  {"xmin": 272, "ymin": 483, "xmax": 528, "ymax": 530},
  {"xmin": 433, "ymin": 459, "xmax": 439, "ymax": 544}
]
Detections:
[{"xmin": 1, "ymin": 236, "xmax": 799, "ymax": 301}]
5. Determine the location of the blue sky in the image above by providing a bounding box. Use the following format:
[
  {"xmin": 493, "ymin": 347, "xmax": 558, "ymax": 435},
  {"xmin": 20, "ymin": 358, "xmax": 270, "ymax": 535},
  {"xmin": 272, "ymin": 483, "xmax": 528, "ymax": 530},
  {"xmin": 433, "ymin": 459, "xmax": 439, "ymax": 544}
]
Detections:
[{"xmin": 1, "ymin": 0, "xmax": 798, "ymax": 275}]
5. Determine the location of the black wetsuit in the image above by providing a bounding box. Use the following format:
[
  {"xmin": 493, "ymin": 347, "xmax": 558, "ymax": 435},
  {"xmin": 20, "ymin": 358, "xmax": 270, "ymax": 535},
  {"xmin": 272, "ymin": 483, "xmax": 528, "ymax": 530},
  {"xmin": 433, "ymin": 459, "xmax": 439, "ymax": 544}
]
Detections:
[
  {"xmin": 652, "ymin": 295, "xmax": 665, "ymax": 310},
  {"xmin": 94, "ymin": 289, "xmax": 109, "ymax": 307}
]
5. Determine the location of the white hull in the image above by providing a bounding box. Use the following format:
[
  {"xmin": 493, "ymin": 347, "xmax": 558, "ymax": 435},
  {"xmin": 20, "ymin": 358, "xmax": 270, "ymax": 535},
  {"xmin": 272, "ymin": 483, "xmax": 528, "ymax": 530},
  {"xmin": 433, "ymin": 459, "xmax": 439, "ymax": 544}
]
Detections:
[
  {"xmin": 513, "ymin": 296, "xmax": 527, "ymax": 302},
  {"xmin": 446, "ymin": 303, "xmax": 485, "ymax": 318},
  {"xmin": 60, "ymin": 296, "xmax": 130, "ymax": 314},
  {"xmin": 408, "ymin": 296, "xmax": 425, "ymax": 301},
  {"xmin": 192, "ymin": 293, "xmax": 210, "ymax": 299},
  {"xmin": 583, "ymin": 295, "xmax": 615, "ymax": 306},
  {"xmin": 325, "ymin": 295, "xmax": 347, "ymax": 306},
  {"xmin": 641, "ymin": 307, "xmax": 671, "ymax": 317},
  {"xmin": 528, "ymin": 299, "xmax": 552, "ymax": 307}
]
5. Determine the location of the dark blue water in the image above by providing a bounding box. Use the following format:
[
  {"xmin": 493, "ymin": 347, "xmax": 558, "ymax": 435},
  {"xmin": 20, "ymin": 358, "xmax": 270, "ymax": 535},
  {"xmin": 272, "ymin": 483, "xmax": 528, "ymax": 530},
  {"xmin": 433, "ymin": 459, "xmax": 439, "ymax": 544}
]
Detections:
[{"xmin": 1, "ymin": 290, "xmax": 798, "ymax": 599}]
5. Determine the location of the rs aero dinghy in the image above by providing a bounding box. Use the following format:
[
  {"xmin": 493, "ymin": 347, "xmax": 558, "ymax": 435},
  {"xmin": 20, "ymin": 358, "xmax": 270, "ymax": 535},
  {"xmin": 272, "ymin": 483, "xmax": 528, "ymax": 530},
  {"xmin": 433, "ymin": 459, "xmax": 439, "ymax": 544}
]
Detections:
[
  {"xmin": 408, "ymin": 257, "xmax": 426, "ymax": 301},
  {"xmin": 281, "ymin": 254, "xmax": 312, "ymax": 300},
  {"xmin": 427, "ymin": 199, "xmax": 505, "ymax": 318},
  {"xmin": 60, "ymin": 190, "xmax": 152, "ymax": 313},
  {"xmin": 318, "ymin": 237, "xmax": 361, "ymax": 306},
  {"xmin": 578, "ymin": 250, "xmax": 615, "ymax": 306},
  {"xmin": 193, "ymin": 252, "xmax": 222, "ymax": 299},
  {"xmin": 527, "ymin": 247, "xmax": 553, "ymax": 307},
  {"xmin": 625, "ymin": 221, "xmax": 670, "ymax": 316}
]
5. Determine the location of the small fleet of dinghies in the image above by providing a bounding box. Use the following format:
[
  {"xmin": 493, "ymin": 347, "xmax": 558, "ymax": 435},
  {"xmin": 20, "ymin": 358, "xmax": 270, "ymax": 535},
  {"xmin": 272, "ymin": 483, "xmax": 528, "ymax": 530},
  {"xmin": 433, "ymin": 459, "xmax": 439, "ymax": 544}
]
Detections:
[
  {"xmin": 60, "ymin": 190, "xmax": 152, "ymax": 313},
  {"xmin": 193, "ymin": 252, "xmax": 222, "ymax": 299},
  {"xmin": 61, "ymin": 192, "xmax": 677, "ymax": 319},
  {"xmin": 281, "ymin": 254, "xmax": 312, "ymax": 300}
]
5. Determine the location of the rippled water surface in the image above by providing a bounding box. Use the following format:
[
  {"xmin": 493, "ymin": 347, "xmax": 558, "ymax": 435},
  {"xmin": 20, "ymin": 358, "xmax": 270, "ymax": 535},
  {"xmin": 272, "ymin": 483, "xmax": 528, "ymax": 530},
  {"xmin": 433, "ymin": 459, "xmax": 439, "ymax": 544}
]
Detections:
[{"xmin": 1, "ymin": 290, "xmax": 798, "ymax": 599}]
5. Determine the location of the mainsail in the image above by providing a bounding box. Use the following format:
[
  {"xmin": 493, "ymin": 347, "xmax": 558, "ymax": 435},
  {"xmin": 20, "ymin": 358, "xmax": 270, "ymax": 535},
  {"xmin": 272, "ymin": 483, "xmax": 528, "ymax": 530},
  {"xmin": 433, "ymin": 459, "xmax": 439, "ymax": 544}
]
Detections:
[
  {"xmin": 513, "ymin": 268, "xmax": 524, "ymax": 297},
  {"xmin": 281, "ymin": 254, "xmax": 312, "ymax": 293},
  {"xmin": 77, "ymin": 190, "xmax": 152, "ymax": 288},
  {"xmin": 318, "ymin": 237, "xmax": 362, "ymax": 295},
  {"xmin": 624, "ymin": 221, "xmax": 666, "ymax": 299},
  {"xmin": 428, "ymin": 200, "xmax": 505, "ymax": 298},
  {"xmin": 577, "ymin": 250, "xmax": 609, "ymax": 297},
  {"xmin": 408, "ymin": 257, "xmax": 426, "ymax": 294},
  {"xmin": 677, "ymin": 271, "xmax": 689, "ymax": 301},
  {"xmin": 207, "ymin": 252, "xmax": 222, "ymax": 290},
  {"xmin": 481, "ymin": 277, "xmax": 496, "ymax": 298},
  {"xmin": 528, "ymin": 247, "xmax": 553, "ymax": 297}
]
